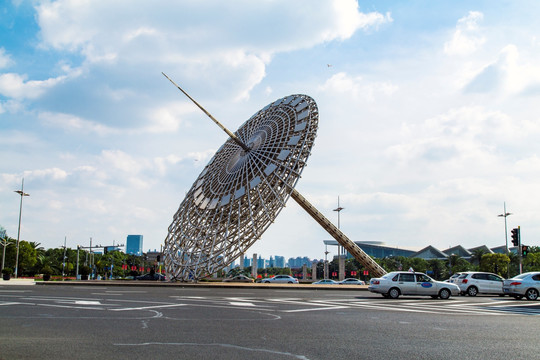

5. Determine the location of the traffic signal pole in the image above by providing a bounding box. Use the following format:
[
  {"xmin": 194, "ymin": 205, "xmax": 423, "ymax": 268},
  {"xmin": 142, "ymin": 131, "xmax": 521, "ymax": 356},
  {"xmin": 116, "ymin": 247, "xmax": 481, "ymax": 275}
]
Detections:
[{"xmin": 518, "ymin": 226, "xmax": 522, "ymax": 274}]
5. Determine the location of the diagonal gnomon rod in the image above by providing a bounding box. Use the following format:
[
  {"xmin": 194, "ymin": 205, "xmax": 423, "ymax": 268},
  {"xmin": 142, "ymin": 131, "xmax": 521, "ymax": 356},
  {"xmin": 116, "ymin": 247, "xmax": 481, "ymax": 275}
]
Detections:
[
  {"xmin": 162, "ymin": 74, "xmax": 387, "ymax": 278},
  {"xmin": 162, "ymin": 72, "xmax": 250, "ymax": 152}
]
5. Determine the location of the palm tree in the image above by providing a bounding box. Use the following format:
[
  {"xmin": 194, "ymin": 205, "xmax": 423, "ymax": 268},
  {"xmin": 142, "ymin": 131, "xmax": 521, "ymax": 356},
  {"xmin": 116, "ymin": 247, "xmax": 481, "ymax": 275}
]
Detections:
[{"xmin": 470, "ymin": 248, "xmax": 487, "ymax": 266}]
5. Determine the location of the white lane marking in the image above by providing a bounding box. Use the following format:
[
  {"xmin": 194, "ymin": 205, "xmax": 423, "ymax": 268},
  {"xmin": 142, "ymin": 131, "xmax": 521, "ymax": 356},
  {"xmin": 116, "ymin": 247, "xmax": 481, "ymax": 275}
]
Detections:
[
  {"xmin": 267, "ymin": 298, "xmax": 330, "ymax": 307},
  {"xmin": 75, "ymin": 300, "xmax": 102, "ymax": 305},
  {"xmin": 170, "ymin": 296, "xmax": 206, "ymax": 299},
  {"xmin": 92, "ymin": 293, "xmax": 124, "ymax": 296},
  {"xmin": 113, "ymin": 342, "xmax": 311, "ymax": 360},
  {"xmin": 38, "ymin": 303, "xmax": 104, "ymax": 310},
  {"xmin": 284, "ymin": 306, "xmax": 349, "ymax": 313},
  {"xmin": 229, "ymin": 301, "xmax": 256, "ymax": 307},
  {"xmin": 111, "ymin": 303, "xmax": 187, "ymax": 311},
  {"xmin": 0, "ymin": 302, "xmax": 23, "ymax": 306}
]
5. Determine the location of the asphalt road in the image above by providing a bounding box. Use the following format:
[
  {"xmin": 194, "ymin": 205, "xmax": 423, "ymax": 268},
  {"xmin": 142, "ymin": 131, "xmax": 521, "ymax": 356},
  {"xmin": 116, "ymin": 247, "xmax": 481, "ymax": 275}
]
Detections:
[{"xmin": 1, "ymin": 284, "xmax": 539, "ymax": 360}]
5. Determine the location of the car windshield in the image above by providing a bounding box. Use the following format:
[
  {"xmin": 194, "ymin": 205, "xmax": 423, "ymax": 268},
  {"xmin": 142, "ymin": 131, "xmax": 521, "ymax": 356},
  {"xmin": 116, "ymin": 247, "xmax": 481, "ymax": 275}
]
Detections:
[{"xmin": 513, "ymin": 273, "xmax": 529, "ymax": 280}]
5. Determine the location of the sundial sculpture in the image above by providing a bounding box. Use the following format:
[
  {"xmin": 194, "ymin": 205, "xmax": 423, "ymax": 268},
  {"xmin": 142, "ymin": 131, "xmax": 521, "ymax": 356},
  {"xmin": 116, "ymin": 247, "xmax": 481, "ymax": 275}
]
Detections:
[{"xmin": 162, "ymin": 73, "xmax": 387, "ymax": 281}]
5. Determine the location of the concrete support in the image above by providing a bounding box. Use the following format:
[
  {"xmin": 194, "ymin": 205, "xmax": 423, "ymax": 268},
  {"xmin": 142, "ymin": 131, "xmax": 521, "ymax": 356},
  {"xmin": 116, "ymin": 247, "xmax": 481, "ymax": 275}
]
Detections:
[
  {"xmin": 252, "ymin": 253, "xmax": 258, "ymax": 278},
  {"xmin": 239, "ymin": 254, "xmax": 244, "ymax": 269},
  {"xmin": 339, "ymin": 255, "xmax": 345, "ymax": 281},
  {"xmin": 312, "ymin": 261, "xmax": 317, "ymax": 281},
  {"xmin": 324, "ymin": 260, "xmax": 329, "ymax": 280},
  {"xmin": 302, "ymin": 264, "xmax": 308, "ymax": 280}
]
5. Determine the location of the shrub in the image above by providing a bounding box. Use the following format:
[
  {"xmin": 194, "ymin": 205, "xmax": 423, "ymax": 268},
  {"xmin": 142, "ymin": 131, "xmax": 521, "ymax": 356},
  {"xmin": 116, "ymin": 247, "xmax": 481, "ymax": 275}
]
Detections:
[
  {"xmin": 80, "ymin": 265, "xmax": 91, "ymax": 276},
  {"xmin": 1, "ymin": 267, "xmax": 13, "ymax": 275},
  {"xmin": 41, "ymin": 265, "xmax": 53, "ymax": 275}
]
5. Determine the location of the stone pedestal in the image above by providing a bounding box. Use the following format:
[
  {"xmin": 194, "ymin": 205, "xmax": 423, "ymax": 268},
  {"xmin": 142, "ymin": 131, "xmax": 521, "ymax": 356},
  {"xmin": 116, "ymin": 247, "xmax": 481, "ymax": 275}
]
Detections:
[
  {"xmin": 252, "ymin": 253, "xmax": 258, "ymax": 278},
  {"xmin": 339, "ymin": 255, "xmax": 345, "ymax": 281},
  {"xmin": 324, "ymin": 260, "xmax": 329, "ymax": 280}
]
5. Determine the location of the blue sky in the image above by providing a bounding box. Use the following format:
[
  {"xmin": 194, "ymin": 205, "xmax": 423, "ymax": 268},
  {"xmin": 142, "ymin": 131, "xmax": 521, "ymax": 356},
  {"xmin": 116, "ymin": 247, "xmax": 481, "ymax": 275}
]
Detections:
[{"xmin": 1, "ymin": 0, "xmax": 540, "ymax": 260}]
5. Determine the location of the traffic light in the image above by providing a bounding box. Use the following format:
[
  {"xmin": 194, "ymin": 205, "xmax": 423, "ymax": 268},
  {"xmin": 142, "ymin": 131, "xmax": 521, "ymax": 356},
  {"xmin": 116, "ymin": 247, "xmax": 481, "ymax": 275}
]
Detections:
[
  {"xmin": 511, "ymin": 228, "xmax": 519, "ymax": 246},
  {"xmin": 522, "ymin": 245, "xmax": 529, "ymax": 257}
]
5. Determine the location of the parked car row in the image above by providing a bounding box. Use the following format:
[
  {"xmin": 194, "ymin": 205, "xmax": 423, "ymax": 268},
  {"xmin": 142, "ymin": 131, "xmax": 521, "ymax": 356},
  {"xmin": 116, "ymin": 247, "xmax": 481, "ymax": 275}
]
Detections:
[
  {"xmin": 221, "ymin": 276, "xmax": 366, "ymax": 285},
  {"xmin": 368, "ymin": 271, "xmax": 540, "ymax": 301}
]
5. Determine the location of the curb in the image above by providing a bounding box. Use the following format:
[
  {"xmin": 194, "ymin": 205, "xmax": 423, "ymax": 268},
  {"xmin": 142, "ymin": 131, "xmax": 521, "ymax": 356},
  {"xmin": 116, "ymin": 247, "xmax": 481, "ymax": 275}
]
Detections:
[{"xmin": 34, "ymin": 280, "xmax": 369, "ymax": 291}]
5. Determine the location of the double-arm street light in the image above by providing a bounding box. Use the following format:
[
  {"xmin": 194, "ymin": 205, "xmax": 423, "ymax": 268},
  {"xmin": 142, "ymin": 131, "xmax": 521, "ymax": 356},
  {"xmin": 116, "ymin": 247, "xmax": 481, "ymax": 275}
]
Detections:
[
  {"xmin": 14, "ymin": 178, "xmax": 30, "ymax": 278},
  {"xmin": 497, "ymin": 202, "xmax": 512, "ymax": 255},
  {"xmin": 498, "ymin": 202, "xmax": 511, "ymax": 278}
]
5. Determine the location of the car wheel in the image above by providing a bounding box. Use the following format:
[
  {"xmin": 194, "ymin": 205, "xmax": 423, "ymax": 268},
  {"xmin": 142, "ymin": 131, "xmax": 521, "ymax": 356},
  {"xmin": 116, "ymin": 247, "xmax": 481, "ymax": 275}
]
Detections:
[
  {"xmin": 513, "ymin": 295, "xmax": 523, "ymax": 300},
  {"xmin": 467, "ymin": 286, "xmax": 478, "ymax": 297},
  {"xmin": 525, "ymin": 288, "xmax": 539, "ymax": 301},
  {"xmin": 263, "ymin": 281, "xmax": 269, "ymax": 283},
  {"xmin": 388, "ymin": 288, "xmax": 400, "ymax": 299},
  {"xmin": 288, "ymin": 281, "xmax": 293, "ymax": 284},
  {"xmin": 439, "ymin": 288, "xmax": 451, "ymax": 300}
]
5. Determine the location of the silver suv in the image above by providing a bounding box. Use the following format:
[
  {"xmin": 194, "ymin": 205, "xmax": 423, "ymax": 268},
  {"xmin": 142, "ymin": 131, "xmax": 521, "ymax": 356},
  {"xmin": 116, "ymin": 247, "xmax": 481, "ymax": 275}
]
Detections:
[{"xmin": 457, "ymin": 272, "xmax": 504, "ymax": 296}]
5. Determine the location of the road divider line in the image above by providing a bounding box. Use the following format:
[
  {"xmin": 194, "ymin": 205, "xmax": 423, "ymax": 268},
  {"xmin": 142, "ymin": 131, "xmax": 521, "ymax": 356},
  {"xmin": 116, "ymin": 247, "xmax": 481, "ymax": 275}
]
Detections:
[{"xmin": 111, "ymin": 303, "xmax": 188, "ymax": 311}]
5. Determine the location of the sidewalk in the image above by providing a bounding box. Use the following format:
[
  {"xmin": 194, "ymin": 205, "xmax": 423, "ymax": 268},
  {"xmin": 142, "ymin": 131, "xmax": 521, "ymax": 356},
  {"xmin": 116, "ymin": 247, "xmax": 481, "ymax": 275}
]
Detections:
[{"xmin": 0, "ymin": 278, "xmax": 36, "ymax": 286}]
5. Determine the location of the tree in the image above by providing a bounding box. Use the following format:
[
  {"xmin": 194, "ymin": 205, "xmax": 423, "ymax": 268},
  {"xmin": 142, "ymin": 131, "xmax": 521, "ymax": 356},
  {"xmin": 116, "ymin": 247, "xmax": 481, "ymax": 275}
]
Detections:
[
  {"xmin": 447, "ymin": 254, "xmax": 472, "ymax": 275},
  {"xmin": 470, "ymin": 248, "xmax": 488, "ymax": 266},
  {"xmin": 479, "ymin": 253, "xmax": 510, "ymax": 277},
  {"xmin": 523, "ymin": 252, "xmax": 540, "ymax": 272},
  {"xmin": 426, "ymin": 259, "xmax": 447, "ymax": 280}
]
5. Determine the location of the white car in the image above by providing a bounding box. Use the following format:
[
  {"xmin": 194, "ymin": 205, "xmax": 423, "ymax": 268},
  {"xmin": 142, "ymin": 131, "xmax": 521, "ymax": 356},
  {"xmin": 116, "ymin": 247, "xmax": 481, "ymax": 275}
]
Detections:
[
  {"xmin": 503, "ymin": 272, "xmax": 540, "ymax": 300},
  {"xmin": 313, "ymin": 279, "xmax": 338, "ymax": 285},
  {"xmin": 447, "ymin": 273, "xmax": 463, "ymax": 283},
  {"xmin": 261, "ymin": 275, "xmax": 299, "ymax": 284},
  {"xmin": 456, "ymin": 272, "xmax": 504, "ymax": 296},
  {"xmin": 338, "ymin": 278, "xmax": 365, "ymax": 285},
  {"xmin": 368, "ymin": 271, "xmax": 460, "ymax": 299}
]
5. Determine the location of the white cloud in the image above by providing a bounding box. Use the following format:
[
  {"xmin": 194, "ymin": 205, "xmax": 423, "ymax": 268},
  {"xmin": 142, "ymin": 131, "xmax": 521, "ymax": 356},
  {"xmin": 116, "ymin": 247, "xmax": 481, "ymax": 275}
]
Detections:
[
  {"xmin": 34, "ymin": 0, "xmax": 391, "ymax": 101},
  {"xmin": 444, "ymin": 11, "xmax": 485, "ymax": 56},
  {"xmin": 319, "ymin": 72, "xmax": 397, "ymax": 101},
  {"xmin": 465, "ymin": 44, "xmax": 540, "ymax": 95},
  {"xmin": 0, "ymin": 72, "xmax": 67, "ymax": 99},
  {"xmin": 39, "ymin": 111, "xmax": 117, "ymax": 135},
  {"xmin": 24, "ymin": 167, "xmax": 69, "ymax": 181},
  {"xmin": 100, "ymin": 149, "xmax": 144, "ymax": 174},
  {"xmin": 0, "ymin": 48, "xmax": 14, "ymax": 69}
]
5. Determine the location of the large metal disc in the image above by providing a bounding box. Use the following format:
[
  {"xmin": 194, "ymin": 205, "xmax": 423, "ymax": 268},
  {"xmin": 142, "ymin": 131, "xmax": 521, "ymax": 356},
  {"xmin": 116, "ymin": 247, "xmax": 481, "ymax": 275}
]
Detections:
[{"xmin": 164, "ymin": 94, "xmax": 318, "ymax": 281}]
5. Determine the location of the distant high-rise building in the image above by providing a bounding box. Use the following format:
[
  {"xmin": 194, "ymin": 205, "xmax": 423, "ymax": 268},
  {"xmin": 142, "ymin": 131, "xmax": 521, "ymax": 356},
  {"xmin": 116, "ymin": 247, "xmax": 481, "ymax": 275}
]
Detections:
[
  {"xmin": 126, "ymin": 235, "xmax": 143, "ymax": 256},
  {"xmin": 288, "ymin": 256, "xmax": 311, "ymax": 268},
  {"xmin": 274, "ymin": 256, "xmax": 285, "ymax": 268}
]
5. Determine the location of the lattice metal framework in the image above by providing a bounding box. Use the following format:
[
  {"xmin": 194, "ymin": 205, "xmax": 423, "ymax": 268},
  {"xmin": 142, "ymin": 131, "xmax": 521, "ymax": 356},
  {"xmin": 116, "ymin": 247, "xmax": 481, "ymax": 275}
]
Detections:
[{"xmin": 164, "ymin": 94, "xmax": 319, "ymax": 281}]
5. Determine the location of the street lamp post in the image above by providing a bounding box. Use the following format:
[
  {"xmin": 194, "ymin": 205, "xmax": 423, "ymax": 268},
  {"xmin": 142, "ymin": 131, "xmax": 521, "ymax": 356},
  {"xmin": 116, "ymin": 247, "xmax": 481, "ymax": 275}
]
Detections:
[
  {"xmin": 498, "ymin": 202, "xmax": 511, "ymax": 278},
  {"xmin": 333, "ymin": 196, "xmax": 345, "ymax": 280},
  {"xmin": 14, "ymin": 178, "xmax": 30, "ymax": 278}
]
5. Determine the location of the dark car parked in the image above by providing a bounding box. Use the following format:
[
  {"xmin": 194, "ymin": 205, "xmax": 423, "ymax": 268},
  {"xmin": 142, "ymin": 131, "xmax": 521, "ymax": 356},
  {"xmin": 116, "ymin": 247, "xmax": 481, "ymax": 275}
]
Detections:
[{"xmin": 136, "ymin": 273, "xmax": 166, "ymax": 281}]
